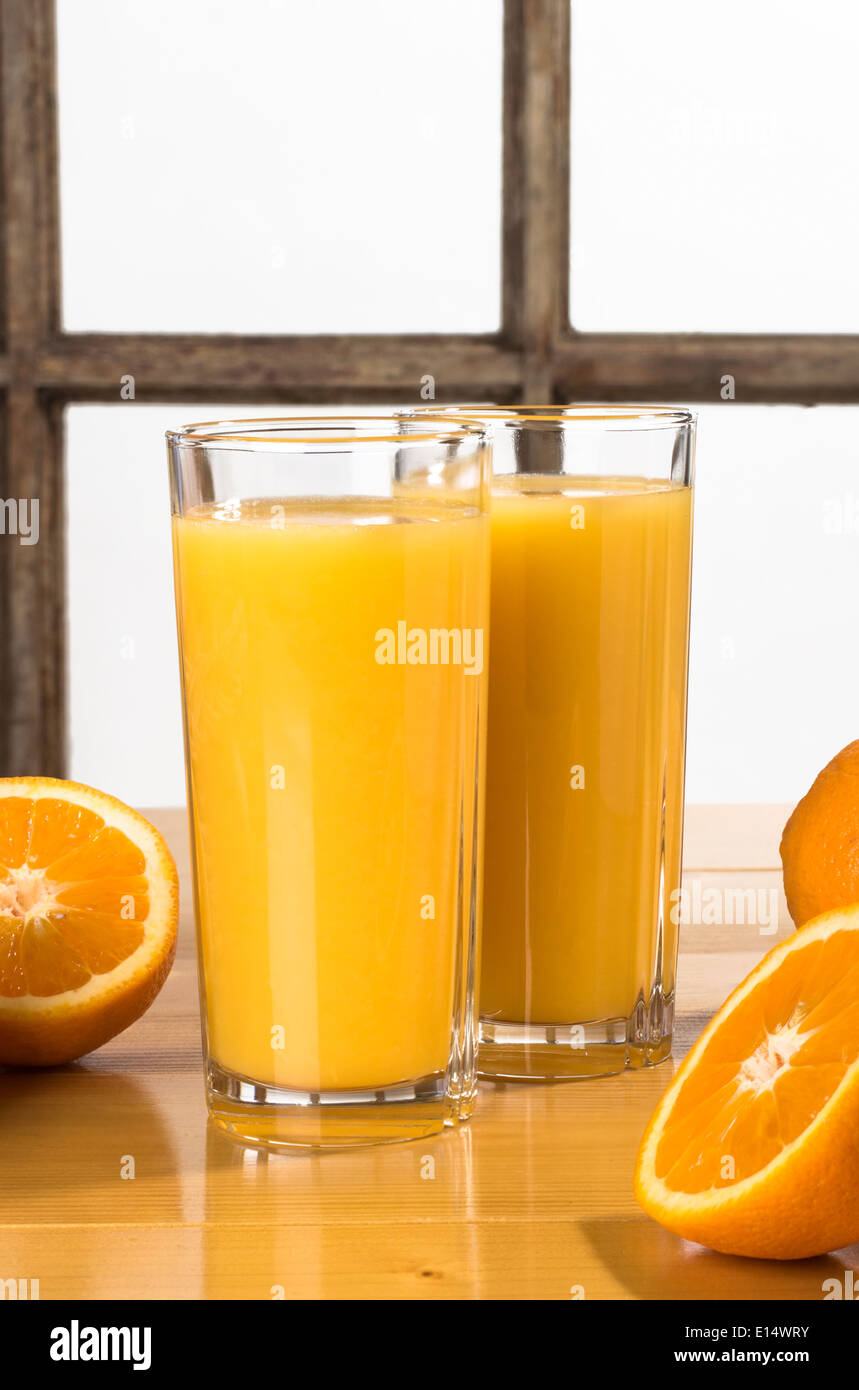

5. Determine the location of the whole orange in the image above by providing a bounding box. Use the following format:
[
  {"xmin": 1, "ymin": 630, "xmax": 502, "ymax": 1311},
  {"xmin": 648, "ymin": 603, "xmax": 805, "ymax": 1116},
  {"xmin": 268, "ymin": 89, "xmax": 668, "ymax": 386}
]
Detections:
[{"xmin": 780, "ymin": 740, "xmax": 859, "ymax": 927}]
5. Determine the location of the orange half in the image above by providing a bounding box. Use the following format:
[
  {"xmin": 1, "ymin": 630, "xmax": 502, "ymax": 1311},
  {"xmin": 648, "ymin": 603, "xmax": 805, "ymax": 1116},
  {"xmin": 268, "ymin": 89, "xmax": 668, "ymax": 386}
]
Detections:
[
  {"xmin": 635, "ymin": 904, "xmax": 859, "ymax": 1259},
  {"xmin": 0, "ymin": 778, "xmax": 178, "ymax": 1065}
]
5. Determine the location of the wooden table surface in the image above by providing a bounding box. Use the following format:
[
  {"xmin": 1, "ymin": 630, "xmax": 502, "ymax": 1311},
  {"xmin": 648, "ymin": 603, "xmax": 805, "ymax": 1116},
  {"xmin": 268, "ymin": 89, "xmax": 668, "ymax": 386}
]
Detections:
[{"xmin": 2, "ymin": 804, "xmax": 856, "ymax": 1301}]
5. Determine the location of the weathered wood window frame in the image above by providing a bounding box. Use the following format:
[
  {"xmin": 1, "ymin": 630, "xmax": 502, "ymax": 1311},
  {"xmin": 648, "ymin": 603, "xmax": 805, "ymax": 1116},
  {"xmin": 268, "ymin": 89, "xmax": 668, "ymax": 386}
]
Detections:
[{"xmin": 2, "ymin": 0, "xmax": 857, "ymax": 777}]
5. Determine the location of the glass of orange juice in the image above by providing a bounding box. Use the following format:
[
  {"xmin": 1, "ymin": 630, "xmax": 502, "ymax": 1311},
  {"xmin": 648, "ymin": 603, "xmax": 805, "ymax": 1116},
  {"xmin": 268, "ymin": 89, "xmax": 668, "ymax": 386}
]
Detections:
[
  {"xmin": 168, "ymin": 417, "xmax": 490, "ymax": 1147},
  {"xmin": 411, "ymin": 405, "xmax": 695, "ymax": 1080}
]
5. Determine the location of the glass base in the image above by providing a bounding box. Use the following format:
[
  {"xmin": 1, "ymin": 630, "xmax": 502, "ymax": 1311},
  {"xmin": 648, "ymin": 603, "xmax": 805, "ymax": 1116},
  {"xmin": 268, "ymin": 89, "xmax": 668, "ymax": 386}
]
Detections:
[
  {"xmin": 207, "ymin": 1060, "xmax": 467, "ymax": 1151},
  {"xmin": 478, "ymin": 999, "xmax": 674, "ymax": 1081}
]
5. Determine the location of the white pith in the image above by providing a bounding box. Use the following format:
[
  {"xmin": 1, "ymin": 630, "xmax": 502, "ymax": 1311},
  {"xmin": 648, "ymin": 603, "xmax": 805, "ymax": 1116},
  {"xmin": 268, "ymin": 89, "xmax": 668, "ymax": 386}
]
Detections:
[
  {"xmin": 0, "ymin": 865, "xmax": 48, "ymax": 917},
  {"xmin": 737, "ymin": 1014, "xmax": 808, "ymax": 1093}
]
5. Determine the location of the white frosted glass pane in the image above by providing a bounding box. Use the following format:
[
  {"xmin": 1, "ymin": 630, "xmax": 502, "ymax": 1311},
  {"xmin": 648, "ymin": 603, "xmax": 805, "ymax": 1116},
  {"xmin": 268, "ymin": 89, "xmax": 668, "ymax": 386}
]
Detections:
[
  {"xmin": 686, "ymin": 406, "xmax": 859, "ymax": 803},
  {"xmin": 67, "ymin": 404, "xmax": 284, "ymax": 807},
  {"xmin": 570, "ymin": 0, "xmax": 859, "ymax": 331},
  {"xmin": 57, "ymin": 0, "xmax": 502, "ymax": 333},
  {"xmin": 69, "ymin": 405, "xmax": 859, "ymax": 809}
]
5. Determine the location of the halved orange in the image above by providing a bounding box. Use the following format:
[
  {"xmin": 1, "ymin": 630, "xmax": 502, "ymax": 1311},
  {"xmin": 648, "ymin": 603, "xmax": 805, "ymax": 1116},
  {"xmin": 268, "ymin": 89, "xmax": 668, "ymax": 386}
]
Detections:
[
  {"xmin": 635, "ymin": 903, "xmax": 859, "ymax": 1259},
  {"xmin": 0, "ymin": 778, "xmax": 178, "ymax": 1065}
]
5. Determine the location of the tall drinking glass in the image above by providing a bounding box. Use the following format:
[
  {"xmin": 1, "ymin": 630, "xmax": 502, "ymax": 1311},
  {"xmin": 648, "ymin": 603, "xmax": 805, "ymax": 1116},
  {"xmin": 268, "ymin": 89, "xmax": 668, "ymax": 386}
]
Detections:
[
  {"xmin": 168, "ymin": 417, "xmax": 490, "ymax": 1146},
  {"xmin": 409, "ymin": 405, "xmax": 695, "ymax": 1079}
]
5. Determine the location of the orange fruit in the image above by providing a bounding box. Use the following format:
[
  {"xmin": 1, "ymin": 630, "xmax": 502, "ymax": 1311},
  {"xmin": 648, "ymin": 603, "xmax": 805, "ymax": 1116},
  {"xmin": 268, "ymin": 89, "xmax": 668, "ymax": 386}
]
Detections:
[
  {"xmin": 634, "ymin": 903, "xmax": 859, "ymax": 1259},
  {"xmin": 0, "ymin": 778, "xmax": 178, "ymax": 1065},
  {"xmin": 780, "ymin": 739, "xmax": 859, "ymax": 926}
]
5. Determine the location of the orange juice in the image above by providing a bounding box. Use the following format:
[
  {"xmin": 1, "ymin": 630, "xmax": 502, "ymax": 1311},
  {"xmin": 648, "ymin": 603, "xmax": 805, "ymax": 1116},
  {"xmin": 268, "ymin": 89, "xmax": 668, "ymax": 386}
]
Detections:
[
  {"xmin": 173, "ymin": 497, "xmax": 488, "ymax": 1094},
  {"xmin": 480, "ymin": 475, "xmax": 692, "ymax": 1063}
]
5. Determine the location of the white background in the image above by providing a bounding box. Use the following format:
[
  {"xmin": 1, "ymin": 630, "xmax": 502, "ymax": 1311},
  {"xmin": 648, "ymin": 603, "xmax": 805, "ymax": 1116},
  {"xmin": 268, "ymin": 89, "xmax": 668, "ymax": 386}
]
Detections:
[
  {"xmin": 57, "ymin": 0, "xmax": 502, "ymax": 333},
  {"xmin": 58, "ymin": 2, "xmax": 859, "ymax": 808},
  {"xmin": 570, "ymin": 0, "xmax": 859, "ymax": 331}
]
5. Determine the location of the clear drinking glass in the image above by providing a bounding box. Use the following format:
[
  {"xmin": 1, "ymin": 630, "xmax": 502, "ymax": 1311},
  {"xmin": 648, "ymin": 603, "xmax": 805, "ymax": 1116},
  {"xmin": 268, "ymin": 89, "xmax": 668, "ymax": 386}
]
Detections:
[
  {"xmin": 168, "ymin": 417, "xmax": 490, "ymax": 1146},
  {"xmin": 408, "ymin": 405, "xmax": 695, "ymax": 1079}
]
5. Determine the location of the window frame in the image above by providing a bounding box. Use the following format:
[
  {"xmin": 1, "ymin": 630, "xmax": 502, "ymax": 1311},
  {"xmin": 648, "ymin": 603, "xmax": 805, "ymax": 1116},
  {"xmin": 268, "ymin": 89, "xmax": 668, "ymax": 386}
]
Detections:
[{"xmin": 1, "ymin": 0, "xmax": 855, "ymax": 775}]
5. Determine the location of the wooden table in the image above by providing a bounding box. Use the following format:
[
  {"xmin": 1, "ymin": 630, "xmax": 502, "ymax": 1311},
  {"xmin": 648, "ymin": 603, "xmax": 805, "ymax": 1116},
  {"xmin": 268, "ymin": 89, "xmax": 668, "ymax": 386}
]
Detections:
[{"xmin": 2, "ymin": 805, "xmax": 855, "ymax": 1301}]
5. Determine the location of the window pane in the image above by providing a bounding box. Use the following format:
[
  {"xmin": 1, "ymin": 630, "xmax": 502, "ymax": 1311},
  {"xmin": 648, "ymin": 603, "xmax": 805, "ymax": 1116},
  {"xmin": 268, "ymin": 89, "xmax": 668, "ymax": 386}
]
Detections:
[
  {"xmin": 686, "ymin": 405, "xmax": 859, "ymax": 802},
  {"xmin": 67, "ymin": 402, "xmax": 405, "ymax": 805},
  {"xmin": 57, "ymin": 0, "xmax": 502, "ymax": 333},
  {"xmin": 67, "ymin": 403, "xmax": 278, "ymax": 806},
  {"xmin": 570, "ymin": 0, "xmax": 859, "ymax": 331},
  {"xmin": 68, "ymin": 404, "xmax": 859, "ymax": 809}
]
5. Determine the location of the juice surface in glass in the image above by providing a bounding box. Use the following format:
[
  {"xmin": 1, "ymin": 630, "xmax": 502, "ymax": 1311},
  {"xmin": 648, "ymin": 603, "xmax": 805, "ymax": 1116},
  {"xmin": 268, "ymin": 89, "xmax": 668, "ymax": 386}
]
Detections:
[
  {"xmin": 173, "ymin": 496, "xmax": 488, "ymax": 1095},
  {"xmin": 480, "ymin": 474, "xmax": 692, "ymax": 1041}
]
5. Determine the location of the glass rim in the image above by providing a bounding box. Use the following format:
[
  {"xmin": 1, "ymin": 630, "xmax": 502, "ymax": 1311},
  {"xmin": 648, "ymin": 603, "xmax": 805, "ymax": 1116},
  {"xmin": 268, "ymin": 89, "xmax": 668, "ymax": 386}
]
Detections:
[
  {"xmin": 406, "ymin": 404, "xmax": 696, "ymax": 433},
  {"xmin": 166, "ymin": 414, "xmax": 489, "ymax": 452}
]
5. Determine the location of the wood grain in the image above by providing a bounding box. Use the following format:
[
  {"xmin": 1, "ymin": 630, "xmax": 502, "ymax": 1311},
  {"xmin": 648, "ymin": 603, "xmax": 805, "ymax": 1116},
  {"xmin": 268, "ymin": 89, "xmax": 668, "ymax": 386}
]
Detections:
[
  {"xmin": 3, "ymin": 1221, "xmax": 854, "ymax": 1302},
  {"xmin": 0, "ymin": 0, "xmax": 64, "ymax": 775},
  {"xmin": 554, "ymin": 333, "xmax": 859, "ymax": 404},
  {"xmin": 502, "ymin": 0, "xmax": 570, "ymax": 398},
  {"xmin": 0, "ymin": 805, "xmax": 851, "ymax": 1301},
  {"xmin": 33, "ymin": 335, "xmax": 523, "ymax": 402}
]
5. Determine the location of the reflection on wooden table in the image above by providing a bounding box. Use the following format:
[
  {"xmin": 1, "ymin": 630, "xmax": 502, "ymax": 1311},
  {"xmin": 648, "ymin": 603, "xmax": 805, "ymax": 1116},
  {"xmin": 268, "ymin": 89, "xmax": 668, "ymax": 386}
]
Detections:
[{"xmin": 1, "ymin": 806, "xmax": 855, "ymax": 1300}]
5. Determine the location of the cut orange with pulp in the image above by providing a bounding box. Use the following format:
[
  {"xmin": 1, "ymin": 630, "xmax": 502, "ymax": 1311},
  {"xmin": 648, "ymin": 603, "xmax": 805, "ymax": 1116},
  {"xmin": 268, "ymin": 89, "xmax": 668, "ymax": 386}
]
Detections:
[
  {"xmin": 635, "ymin": 903, "xmax": 859, "ymax": 1260},
  {"xmin": 0, "ymin": 778, "xmax": 178, "ymax": 1065}
]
